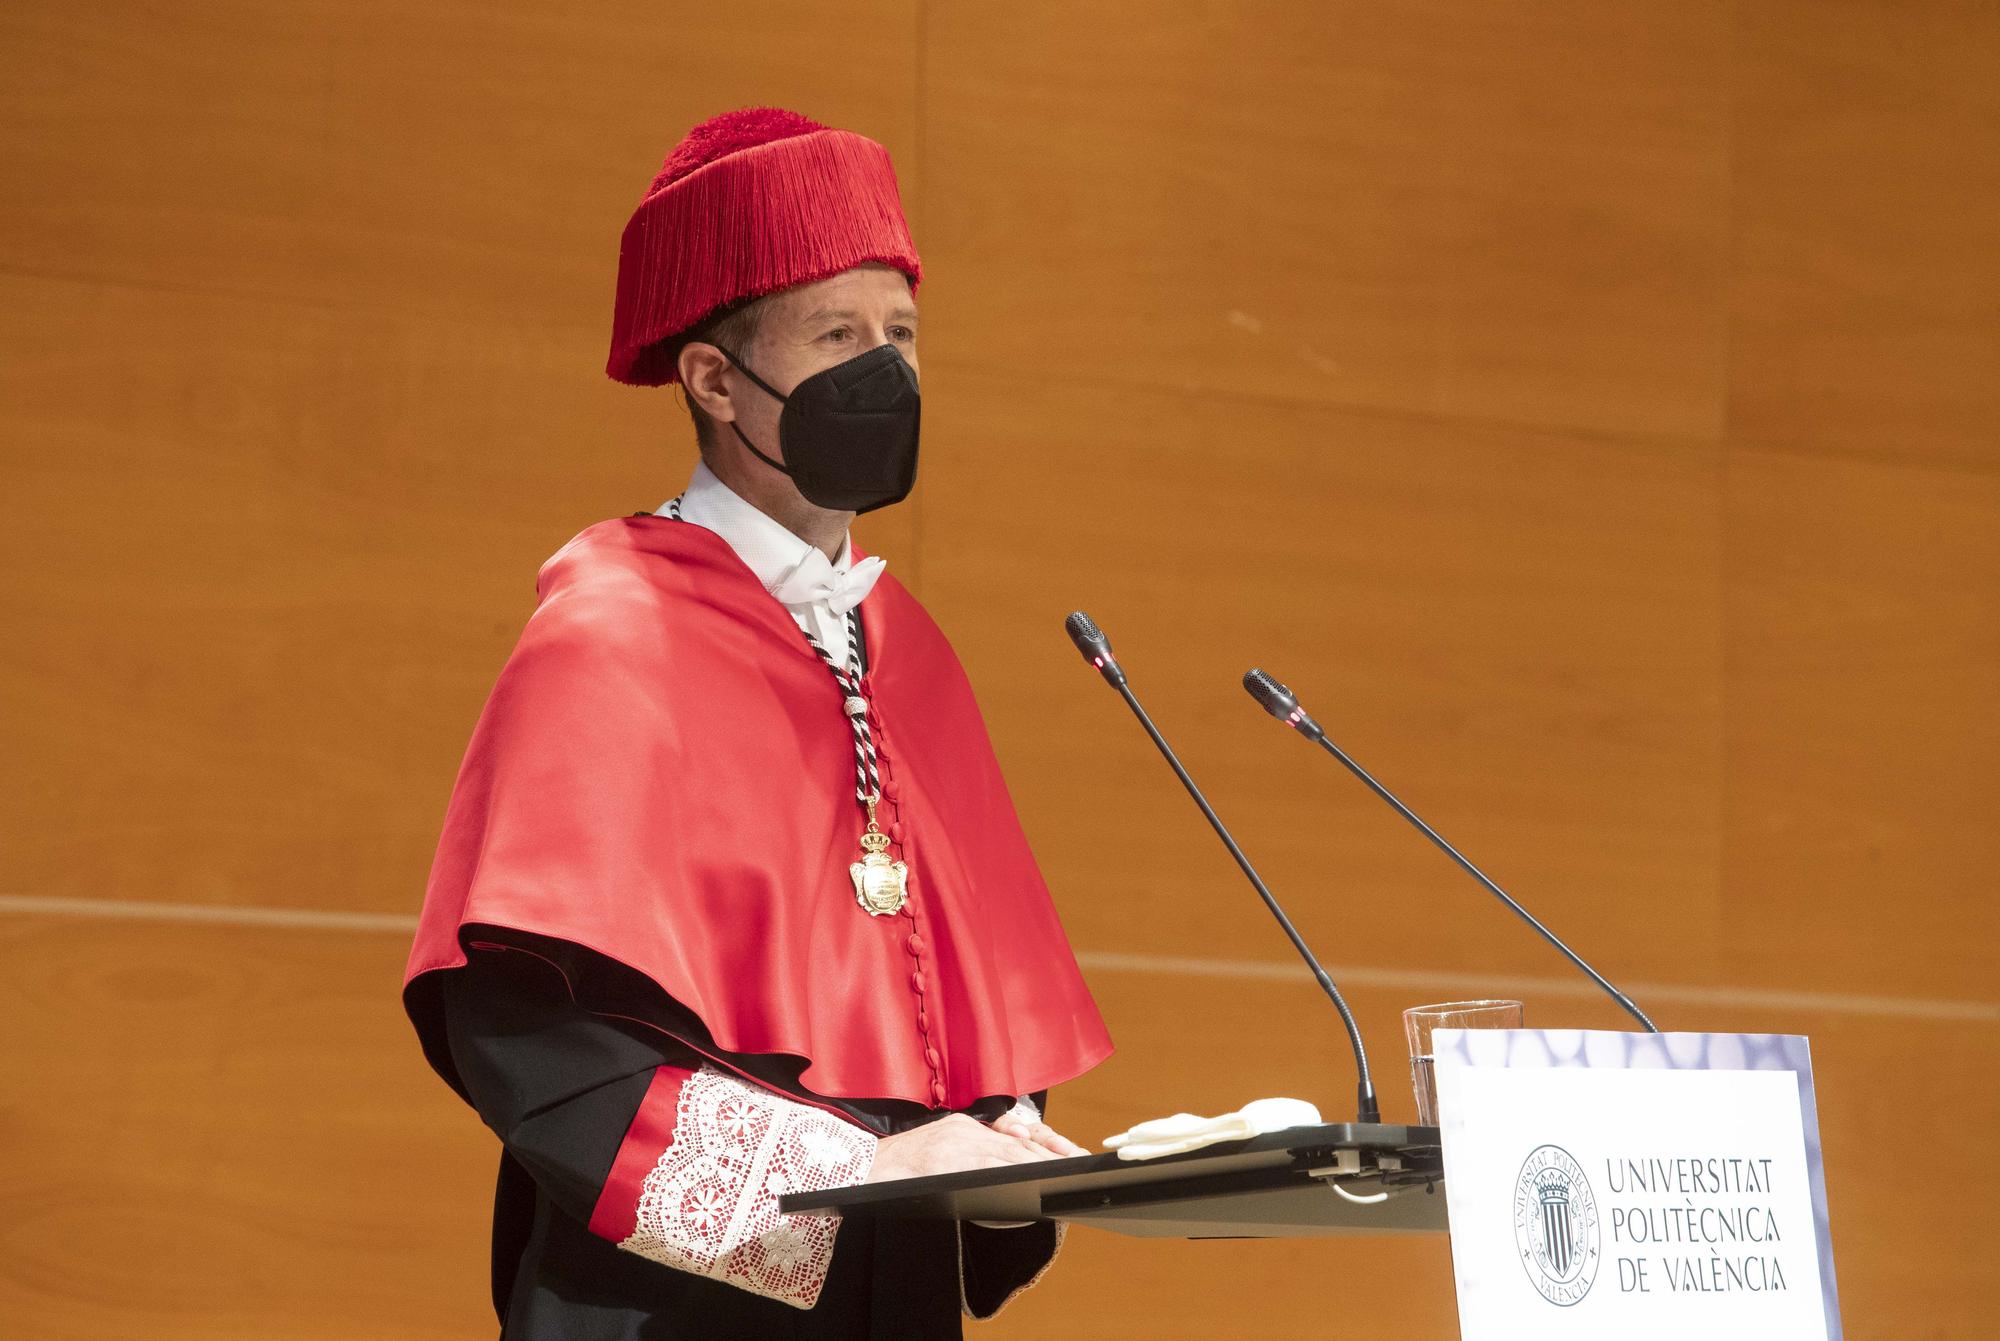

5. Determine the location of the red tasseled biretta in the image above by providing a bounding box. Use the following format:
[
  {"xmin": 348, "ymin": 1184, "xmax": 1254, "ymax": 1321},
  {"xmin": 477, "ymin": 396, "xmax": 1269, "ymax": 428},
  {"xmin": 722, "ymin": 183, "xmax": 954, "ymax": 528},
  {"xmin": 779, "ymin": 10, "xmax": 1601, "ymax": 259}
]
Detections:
[{"xmin": 606, "ymin": 107, "xmax": 924, "ymax": 386}]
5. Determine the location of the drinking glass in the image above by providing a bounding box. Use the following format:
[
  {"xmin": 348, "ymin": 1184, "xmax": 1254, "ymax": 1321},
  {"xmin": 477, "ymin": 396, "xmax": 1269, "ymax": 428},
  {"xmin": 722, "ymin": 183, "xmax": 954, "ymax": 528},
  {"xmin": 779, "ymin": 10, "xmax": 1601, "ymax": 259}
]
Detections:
[{"xmin": 1402, "ymin": 999, "xmax": 1523, "ymax": 1126}]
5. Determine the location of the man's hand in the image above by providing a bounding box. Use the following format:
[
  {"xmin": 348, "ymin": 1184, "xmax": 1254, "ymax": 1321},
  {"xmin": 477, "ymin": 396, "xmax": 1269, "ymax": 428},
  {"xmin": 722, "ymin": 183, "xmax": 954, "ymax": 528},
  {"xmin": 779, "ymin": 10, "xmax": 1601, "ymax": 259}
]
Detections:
[
  {"xmin": 863, "ymin": 1113, "xmax": 1083, "ymax": 1184},
  {"xmin": 991, "ymin": 1110, "xmax": 1088, "ymax": 1158}
]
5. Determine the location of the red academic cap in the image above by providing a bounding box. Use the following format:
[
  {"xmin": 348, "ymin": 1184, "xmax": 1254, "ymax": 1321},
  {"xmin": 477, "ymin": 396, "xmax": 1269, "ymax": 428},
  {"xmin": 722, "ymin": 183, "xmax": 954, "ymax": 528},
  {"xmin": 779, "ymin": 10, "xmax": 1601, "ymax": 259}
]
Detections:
[{"xmin": 606, "ymin": 107, "xmax": 925, "ymax": 386}]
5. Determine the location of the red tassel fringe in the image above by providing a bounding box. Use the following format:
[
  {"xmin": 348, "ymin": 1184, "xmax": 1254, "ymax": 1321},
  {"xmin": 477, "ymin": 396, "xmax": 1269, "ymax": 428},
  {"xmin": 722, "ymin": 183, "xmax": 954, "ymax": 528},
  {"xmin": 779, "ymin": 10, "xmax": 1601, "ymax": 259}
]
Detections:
[{"xmin": 607, "ymin": 120, "xmax": 923, "ymax": 386}]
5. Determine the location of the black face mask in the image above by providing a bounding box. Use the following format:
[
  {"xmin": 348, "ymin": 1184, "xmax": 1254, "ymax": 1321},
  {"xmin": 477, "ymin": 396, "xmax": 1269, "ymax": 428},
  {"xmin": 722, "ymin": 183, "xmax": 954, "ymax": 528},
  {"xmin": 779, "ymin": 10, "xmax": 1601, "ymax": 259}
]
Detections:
[{"xmin": 711, "ymin": 341, "xmax": 921, "ymax": 515}]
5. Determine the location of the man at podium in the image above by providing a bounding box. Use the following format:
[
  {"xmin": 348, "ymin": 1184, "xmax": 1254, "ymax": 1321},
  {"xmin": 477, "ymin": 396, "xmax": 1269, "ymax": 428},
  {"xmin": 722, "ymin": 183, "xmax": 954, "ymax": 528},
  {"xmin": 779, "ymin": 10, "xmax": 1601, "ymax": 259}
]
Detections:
[{"xmin": 400, "ymin": 106, "xmax": 1113, "ymax": 1339}]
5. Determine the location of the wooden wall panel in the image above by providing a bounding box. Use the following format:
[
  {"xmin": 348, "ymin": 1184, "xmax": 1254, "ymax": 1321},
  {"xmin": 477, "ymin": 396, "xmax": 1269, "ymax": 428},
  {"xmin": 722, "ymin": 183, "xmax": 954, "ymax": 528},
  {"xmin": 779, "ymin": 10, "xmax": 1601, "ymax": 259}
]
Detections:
[
  {"xmin": 0, "ymin": 270, "xmax": 913, "ymax": 914},
  {"xmin": 1729, "ymin": 0, "xmax": 2000, "ymax": 471},
  {"xmin": 0, "ymin": 1, "xmax": 921, "ymax": 329},
  {"xmin": 0, "ymin": 269, "xmax": 649, "ymax": 911},
  {"xmin": 0, "ymin": 916, "xmax": 492, "ymax": 1340},
  {"xmin": 919, "ymin": 367, "xmax": 1722, "ymax": 990},
  {"xmin": 1723, "ymin": 447, "xmax": 2000, "ymax": 999},
  {"xmin": 921, "ymin": 1, "xmax": 1733, "ymax": 439}
]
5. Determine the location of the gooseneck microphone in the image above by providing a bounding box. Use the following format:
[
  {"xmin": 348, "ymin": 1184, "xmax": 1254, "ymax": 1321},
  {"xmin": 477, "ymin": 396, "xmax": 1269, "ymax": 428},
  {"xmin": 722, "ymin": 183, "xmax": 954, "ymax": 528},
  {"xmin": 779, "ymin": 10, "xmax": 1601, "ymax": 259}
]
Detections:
[
  {"xmin": 1065, "ymin": 613, "xmax": 1382, "ymax": 1124},
  {"xmin": 1243, "ymin": 669, "xmax": 1659, "ymax": 1033}
]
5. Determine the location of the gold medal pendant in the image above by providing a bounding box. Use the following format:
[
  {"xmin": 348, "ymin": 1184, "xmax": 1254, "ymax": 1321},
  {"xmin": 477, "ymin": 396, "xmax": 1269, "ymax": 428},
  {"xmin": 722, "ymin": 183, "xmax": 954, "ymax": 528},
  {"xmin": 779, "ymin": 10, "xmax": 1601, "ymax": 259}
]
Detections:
[{"xmin": 848, "ymin": 797, "xmax": 908, "ymax": 917}]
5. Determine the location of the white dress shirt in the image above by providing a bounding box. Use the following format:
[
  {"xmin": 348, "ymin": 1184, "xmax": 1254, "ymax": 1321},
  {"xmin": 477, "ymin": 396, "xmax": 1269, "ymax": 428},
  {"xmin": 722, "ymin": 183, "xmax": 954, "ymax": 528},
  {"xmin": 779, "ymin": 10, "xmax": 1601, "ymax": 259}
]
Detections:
[{"xmin": 658, "ymin": 461, "xmax": 883, "ymax": 666}]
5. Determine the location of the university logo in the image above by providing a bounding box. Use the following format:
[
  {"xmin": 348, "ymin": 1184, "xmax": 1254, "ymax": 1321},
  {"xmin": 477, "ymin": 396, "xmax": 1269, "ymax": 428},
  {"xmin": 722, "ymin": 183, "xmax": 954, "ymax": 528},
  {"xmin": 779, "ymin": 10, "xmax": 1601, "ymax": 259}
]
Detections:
[{"xmin": 1512, "ymin": 1144, "xmax": 1601, "ymax": 1306}]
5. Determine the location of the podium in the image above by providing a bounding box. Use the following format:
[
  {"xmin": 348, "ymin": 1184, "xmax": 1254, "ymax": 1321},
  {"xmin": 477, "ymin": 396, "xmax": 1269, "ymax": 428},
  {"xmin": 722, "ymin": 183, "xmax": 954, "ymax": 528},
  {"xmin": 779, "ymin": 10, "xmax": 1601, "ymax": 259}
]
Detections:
[{"xmin": 779, "ymin": 1122, "xmax": 1447, "ymax": 1238}]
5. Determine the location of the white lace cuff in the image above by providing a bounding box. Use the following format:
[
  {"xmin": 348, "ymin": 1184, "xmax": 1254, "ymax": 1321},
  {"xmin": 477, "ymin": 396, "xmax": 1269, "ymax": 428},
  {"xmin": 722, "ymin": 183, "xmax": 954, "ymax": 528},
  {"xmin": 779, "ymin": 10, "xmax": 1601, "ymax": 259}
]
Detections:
[{"xmin": 600, "ymin": 1065, "xmax": 877, "ymax": 1309}]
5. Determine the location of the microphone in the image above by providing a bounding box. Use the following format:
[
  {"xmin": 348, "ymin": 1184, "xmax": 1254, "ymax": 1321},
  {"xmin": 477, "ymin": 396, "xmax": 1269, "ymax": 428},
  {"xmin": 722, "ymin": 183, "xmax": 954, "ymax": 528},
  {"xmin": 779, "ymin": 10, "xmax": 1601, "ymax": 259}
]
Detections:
[
  {"xmin": 1065, "ymin": 610, "xmax": 1126, "ymax": 687},
  {"xmin": 1065, "ymin": 613, "xmax": 1382, "ymax": 1124},
  {"xmin": 1243, "ymin": 669, "xmax": 1659, "ymax": 1033}
]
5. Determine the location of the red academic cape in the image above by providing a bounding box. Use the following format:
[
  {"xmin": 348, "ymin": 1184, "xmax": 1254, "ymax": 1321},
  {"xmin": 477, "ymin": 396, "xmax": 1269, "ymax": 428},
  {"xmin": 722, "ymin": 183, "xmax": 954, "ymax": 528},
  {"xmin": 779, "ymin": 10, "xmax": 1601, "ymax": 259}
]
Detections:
[{"xmin": 404, "ymin": 515, "xmax": 1113, "ymax": 1113}]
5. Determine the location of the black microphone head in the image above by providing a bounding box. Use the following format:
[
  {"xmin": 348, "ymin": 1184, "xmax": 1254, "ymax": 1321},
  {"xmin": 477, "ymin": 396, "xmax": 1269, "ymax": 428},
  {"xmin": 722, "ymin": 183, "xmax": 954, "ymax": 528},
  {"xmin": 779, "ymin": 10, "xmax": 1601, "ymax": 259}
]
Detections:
[
  {"xmin": 1065, "ymin": 611, "xmax": 1126, "ymax": 685},
  {"xmin": 1064, "ymin": 610, "xmax": 1109, "ymax": 657},
  {"xmin": 1244, "ymin": 667, "xmax": 1323, "ymax": 739},
  {"xmin": 1242, "ymin": 668, "xmax": 1298, "ymax": 718}
]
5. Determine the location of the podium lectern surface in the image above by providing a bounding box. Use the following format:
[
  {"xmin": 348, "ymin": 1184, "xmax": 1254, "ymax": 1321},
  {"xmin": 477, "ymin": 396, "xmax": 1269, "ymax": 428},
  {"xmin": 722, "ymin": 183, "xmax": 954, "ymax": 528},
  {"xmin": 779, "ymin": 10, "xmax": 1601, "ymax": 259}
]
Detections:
[{"xmin": 778, "ymin": 1122, "xmax": 1446, "ymax": 1239}]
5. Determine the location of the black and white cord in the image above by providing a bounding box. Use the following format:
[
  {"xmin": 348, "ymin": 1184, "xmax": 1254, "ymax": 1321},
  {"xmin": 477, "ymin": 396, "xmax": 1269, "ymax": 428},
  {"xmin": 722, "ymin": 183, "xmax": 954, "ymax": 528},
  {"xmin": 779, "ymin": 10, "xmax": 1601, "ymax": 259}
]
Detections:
[{"xmin": 663, "ymin": 496, "xmax": 880, "ymax": 808}]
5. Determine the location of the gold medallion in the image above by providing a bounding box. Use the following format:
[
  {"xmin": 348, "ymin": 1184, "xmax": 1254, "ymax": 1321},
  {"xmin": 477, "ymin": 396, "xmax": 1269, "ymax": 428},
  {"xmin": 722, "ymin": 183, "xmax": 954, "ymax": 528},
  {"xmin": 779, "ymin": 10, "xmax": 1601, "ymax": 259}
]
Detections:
[{"xmin": 848, "ymin": 798, "xmax": 908, "ymax": 916}]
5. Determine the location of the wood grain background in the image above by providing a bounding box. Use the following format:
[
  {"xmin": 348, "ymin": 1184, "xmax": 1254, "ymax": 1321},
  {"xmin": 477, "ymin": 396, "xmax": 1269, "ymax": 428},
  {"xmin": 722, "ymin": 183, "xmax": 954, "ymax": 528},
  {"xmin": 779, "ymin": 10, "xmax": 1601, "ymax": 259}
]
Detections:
[{"xmin": 3, "ymin": 1, "xmax": 1995, "ymax": 1336}]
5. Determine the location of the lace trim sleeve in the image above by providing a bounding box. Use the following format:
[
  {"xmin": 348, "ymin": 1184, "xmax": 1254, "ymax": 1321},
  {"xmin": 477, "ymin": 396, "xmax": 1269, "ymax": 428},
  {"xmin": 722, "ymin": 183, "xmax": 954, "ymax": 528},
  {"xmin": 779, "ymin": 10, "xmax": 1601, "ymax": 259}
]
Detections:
[{"xmin": 606, "ymin": 1064, "xmax": 878, "ymax": 1310}]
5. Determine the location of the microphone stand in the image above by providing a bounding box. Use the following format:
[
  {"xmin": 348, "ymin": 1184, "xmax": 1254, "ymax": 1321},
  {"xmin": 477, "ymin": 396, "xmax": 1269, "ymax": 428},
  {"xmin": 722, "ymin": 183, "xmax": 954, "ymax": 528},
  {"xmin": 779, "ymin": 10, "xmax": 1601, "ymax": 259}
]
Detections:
[
  {"xmin": 1066, "ymin": 614, "xmax": 1383, "ymax": 1124},
  {"xmin": 1243, "ymin": 669, "xmax": 1659, "ymax": 1034}
]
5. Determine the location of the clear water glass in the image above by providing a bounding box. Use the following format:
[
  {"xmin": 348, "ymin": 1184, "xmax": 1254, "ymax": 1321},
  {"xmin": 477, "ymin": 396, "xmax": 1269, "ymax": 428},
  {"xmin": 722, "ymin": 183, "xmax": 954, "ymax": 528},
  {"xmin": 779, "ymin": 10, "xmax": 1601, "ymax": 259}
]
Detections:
[{"xmin": 1402, "ymin": 999, "xmax": 1523, "ymax": 1126}]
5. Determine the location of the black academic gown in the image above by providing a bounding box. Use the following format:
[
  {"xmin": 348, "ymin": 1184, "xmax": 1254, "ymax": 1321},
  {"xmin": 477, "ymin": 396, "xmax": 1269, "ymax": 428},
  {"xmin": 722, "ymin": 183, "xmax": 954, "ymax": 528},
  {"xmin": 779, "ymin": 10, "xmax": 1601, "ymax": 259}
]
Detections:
[{"xmin": 441, "ymin": 945, "xmax": 1063, "ymax": 1340}]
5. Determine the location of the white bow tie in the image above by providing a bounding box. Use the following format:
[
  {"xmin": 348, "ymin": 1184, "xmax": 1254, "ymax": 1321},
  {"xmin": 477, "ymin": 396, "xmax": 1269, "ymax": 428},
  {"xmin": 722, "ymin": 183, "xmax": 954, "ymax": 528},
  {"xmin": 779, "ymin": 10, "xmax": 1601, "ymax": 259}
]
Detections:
[{"xmin": 768, "ymin": 549, "xmax": 886, "ymax": 617}]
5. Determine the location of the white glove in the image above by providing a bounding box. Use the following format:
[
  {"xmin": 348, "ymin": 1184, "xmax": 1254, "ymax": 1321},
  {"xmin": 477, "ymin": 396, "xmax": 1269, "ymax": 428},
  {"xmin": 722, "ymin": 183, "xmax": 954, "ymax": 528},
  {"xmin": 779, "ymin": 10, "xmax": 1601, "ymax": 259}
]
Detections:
[{"xmin": 1102, "ymin": 1097, "xmax": 1323, "ymax": 1161}]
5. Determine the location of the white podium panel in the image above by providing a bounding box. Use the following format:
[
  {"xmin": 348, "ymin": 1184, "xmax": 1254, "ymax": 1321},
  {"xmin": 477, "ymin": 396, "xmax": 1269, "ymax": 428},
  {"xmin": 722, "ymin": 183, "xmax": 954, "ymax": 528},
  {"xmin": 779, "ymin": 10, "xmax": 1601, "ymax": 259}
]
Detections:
[{"xmin": 1434, "ymin": 1029, "xmax": 1840, "ymax": 1341}]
